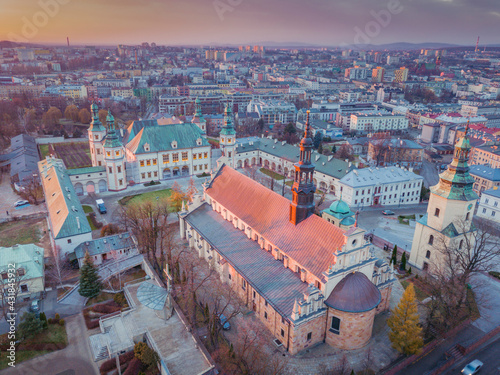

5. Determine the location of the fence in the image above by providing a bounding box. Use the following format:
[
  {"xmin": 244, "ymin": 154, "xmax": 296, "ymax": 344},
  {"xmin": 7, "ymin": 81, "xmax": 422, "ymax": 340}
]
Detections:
[{"xmin": 381, "ymin": 319, "xmax": 472, "ymax": 375}]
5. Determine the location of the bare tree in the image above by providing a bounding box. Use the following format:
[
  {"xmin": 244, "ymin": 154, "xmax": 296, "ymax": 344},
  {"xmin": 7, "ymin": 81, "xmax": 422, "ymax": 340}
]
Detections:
[
  {"xmin": 45, "ymin": 245, "xmax": 72, "ymax": 289},
  {"xmin": 120, "ymin": 198, "xmax": 172, "ymax": 274},
  {"xmin": 0, "ymin": 267, "xmax": 32, "ymax": 319},
  {"xmin": 422, "ymin": 218, "xmax": 500, "ymax": 331}
]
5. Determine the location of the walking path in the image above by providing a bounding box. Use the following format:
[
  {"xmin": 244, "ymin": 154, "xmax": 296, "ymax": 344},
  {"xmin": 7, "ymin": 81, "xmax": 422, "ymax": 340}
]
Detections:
[{"xmin": 1, "ymin": 313, "xmax": 98, "ymax": 375}]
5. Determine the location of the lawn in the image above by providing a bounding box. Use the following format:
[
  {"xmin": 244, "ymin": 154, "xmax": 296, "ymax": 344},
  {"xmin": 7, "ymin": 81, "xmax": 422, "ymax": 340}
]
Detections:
[
  {"xmin": 0, "ymin": 323, "xmax": 67, "ymax": 370},
  {"xmin": 398, "ymin": 214, "xmax": 416, "ymax": 225},
  {"xmin": 39, "ymin": 144, "xmax": 50, "ymax": 159},
  {"xmin": 86, "ymin": 291, "xmax": 117, "ymax": 306},
  {"xmin": 0, "ymin": 218, "xmax": 44, "ymax": 247},
  {"xmin": 259, "ymin": 168, "xmax": 285, "ymax": 180},
  {"xmin": 82, "ymin": 205, "xmax": 94, "ymax": 214},
  {"xmin": 108, "ymin": 267, "xmax": 146, "ymax": 290},
  {"xmin": 86, "ymin": 215, "xmax": 97, "ymax": 231},
  {"xmin": 118, "ymin": 188, "xmax": 172, "ymax": 206},
  {"xmin": 401, "ymin": 279, "xmax": 429, "ymax": 301}
]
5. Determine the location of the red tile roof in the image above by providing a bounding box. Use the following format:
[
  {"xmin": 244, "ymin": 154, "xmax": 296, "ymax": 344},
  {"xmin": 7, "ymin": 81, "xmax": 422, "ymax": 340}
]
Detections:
[{"xmin": 206, "ymin": 165, "xmax": 346, "ymax": 279}]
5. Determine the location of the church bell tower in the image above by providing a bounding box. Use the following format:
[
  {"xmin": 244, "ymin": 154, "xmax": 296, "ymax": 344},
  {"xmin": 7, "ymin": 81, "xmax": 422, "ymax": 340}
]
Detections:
[{"xmin": 290, "ymin": 110, "xmax": 316, "ymax": 225}]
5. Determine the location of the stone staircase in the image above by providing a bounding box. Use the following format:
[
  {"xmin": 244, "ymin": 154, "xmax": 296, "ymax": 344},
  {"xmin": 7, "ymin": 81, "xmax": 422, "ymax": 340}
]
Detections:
[{"xmin": 89, "ymin": 334, "xmax": 110, "ymax": 362}]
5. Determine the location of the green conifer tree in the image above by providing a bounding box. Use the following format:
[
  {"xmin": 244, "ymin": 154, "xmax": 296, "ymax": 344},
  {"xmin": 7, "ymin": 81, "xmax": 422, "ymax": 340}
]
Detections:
[
  {"xmin": 400, "ymin": 252, "xmax": 407, "ymax": 271},
  {"xmin": 391, "ymin": 245, "xmax": 398, "ymax": 265},
  {"xmin": 78, "ymin": 251, "xmax": 102, "ymax": 298},
  {"xmin": 388, "ymin": 283, "xmax": 423, "ymax": 355}
]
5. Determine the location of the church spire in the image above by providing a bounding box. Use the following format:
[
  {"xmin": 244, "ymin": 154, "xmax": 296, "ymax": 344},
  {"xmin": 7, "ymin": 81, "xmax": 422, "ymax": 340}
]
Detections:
[
  {"xmin": 290, "ymin": 110, "xmax": 316, "ymax": 225},
  {"xmin": 89, "ymin": 102, "xmax": 105, "ymax": 132},
  {"xmin": 430, "ymin": 120, "xmax": 477, "ymax": 201}
]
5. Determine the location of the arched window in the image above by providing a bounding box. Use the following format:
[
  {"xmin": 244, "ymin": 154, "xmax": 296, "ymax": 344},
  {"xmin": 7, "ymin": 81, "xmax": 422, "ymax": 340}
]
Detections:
[
  {"xmin": 459, "ymin": 239, "xmax": 463, "ymax": 249},
  {"xmin": 425, "ymin": 250, "xmax": 431, "ymax": 259},
  {"xmin": 465, "ymin": 212, "xmax": 470, "ymax": 221},
  {"xmin": 428, "ymin": 235, "xmax": 434, "ymax": 245}
]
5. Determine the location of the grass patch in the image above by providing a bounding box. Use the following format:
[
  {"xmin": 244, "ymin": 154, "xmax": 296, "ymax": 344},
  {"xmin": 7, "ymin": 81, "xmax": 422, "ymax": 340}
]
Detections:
[
  {"xmin": 82, "ymin": 205, "xmax": 93, "ymax": 214},
  {"xmin": 86, "ymin": 215, "xmax": 97, "ymax": 230},
  {"xmin": 118, "ymin": 188, "xmax": 172, "ymax": 206},
  {"xmin": 0, "ymin": 323, "xmax": 67, "ymax": 370},
  {"xmin": 108, "ymin": 267, "xmax": 146, "ymax": 290},
  {"xmin": 57, "ymin": 286, "xmax": 72, "ymax": 298},
  {"xmin": 0, "ymin": 350, "xmax": 51, "ymax": 370},
  {"xmin": 259, "ymin": 168, "xmax": 284, "ymax": 180},
  {"xmin": 398, "ymin": 214, "xmax": 416, "ymax": 225},
  {"xmin": 85, "ymin": 291, "xmax": 116, "ymax": 306},
  {"xmin": 467, "ymin": 288, "xmax": 480, "ymax": 320},
  {"xmin": 0, "ymin": 219, "xmax": 43, "ymax": 247},
  {"xmin": 39, "ymin": 144, "xmax": 50, "ymax": 159},
  {"xmin": 401, "ymin": 279, "xmax": 429, "ymax": 301}
]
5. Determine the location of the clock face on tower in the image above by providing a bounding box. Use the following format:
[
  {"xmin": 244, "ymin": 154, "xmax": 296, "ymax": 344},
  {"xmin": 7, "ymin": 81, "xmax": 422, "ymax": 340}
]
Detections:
[{"xmin": 467, "ymin": 204, "xmax": 473, "ymax": 210}]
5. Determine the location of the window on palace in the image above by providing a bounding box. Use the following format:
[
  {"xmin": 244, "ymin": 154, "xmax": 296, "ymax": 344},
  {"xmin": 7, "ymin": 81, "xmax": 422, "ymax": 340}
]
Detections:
[
  {"xmin": 147, "ymin": 172, "xmax": 151, "ymax": 178},
  {"xmin": 117, "ymin": 166, "xmax": 121, "ymax": 173},
  {"xmin": 153, "ymin": 159, "xmax": 157, "ymax": 165},
  {"xmin": 140, "ymin": 160, "xmax": 145, "ymax": 167},
  {"xmin": 115, "ymin": 151, "xmax": 120, "ymax": 156},
  {"xmin": 173, "ymin": 153, "xmax": 179, "ymax": 162},
  {"xmin": 307, "ymin": 332, "xmax": 312, "ymax": 341},
  {"xmin": 330, "ymin": 317, "xmax": 340, "ymax": 334},
  {"xmin": 119, "ymin": 179, "xmax": 123, "ymax": 186},
  {"xmin": 107, "ymin": 151, "xmax": 111, "ymax": 157},
  {"xmin": 154, "ymin": 171, "xmax": 157, "ymax": 177},
  {"xmin": 428, "ymin": 235, "xmax": 434, "ymax": 245},
  {"xmin": 426, "ymin": 250, "xmax": 431, "ymax": 259},
  {"xmin": 204, "ymin": 152, "xmax": 208, "ymax": 158},
  {"xmin": 193, "ymin": 154, "xmax": 197, "ymax": 160},
  {"xmin": 182, "ymin": 152, "xmax": 188, "ymax": 161},
  {"xmin": 163, "ymin": 154, "xmax": 169, "ymax": 163},
  {"xmin": 146, "ymin": 159, "xmax": 151, "ymax": 166},
  {"xmin": 108, "ymin": 167, "xmax": 112, "ymax": 174},
  {"xmin": 141, "ymin": 173, "xmax": 145, "ymax": 179},
  {"xmin": 194, "ymin": 165, "xmax": 197, "ymax": 171},
  {"xmin": 281, "ymin": 329, "xmax": 285, "ymax": 337},
  {"xmin": 434, "ymin": 208, "xmax": 440, "ymax": 217}
]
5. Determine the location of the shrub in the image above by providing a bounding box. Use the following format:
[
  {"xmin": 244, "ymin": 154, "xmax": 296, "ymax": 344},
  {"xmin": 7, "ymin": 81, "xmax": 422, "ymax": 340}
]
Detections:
[
  {"xmin": 99, "ymin": 357, "xmax": 117, "ymax": 374},
  {"xmin": 114, "ymin": 293, "xmax": 126, "ymax": 307},
  {"xmin": 47, "ymin": 318, "xmax": 53, "ymax": 324},
  {"xmin": 54, "ymin": 313, "xmax": 60, "ymax": 321},
  {"xmin": 59, "ymin": 319, "xmax": 65, "ymax": 326},
  {"xmin": 92, "ymin": 302, "xmax": 121, "ymax": 314},
  {"xmin": 39, "ymin": 312, "xmax": 48, "ymax": 330},
  {"xmin": 123, "ymin": 358, "xmax": 143, "ymax": 375}
]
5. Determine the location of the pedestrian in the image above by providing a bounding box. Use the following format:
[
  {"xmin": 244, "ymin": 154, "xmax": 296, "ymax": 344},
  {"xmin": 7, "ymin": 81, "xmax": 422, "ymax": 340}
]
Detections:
[{"xmin": 5, "ymin": 210, "xmax": 8, "ymax": 216}]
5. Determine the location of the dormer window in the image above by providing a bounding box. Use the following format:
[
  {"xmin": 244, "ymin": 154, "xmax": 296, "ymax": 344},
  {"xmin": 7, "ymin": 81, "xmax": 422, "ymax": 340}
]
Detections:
[
  {"xmin": 196, "ymin": 138, "xmax": 202, "ymax": 146},
  {"xmin": 144, "ymin": 143, "xmax": 150, "ymax": 152},
  {"xmin": 171, "ymin": 140, "xmax": 177, "ymax": 149}
]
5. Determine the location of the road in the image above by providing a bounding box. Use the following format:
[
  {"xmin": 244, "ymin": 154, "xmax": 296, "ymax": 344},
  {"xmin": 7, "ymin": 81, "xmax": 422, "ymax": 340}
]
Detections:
[
  {"xmin": 356, "ymin": 203, "xmax": 428, "ymax": 232},
  {"xmin": 420, "ymin": 159, "xmax": 440, "ymax": 188},
  {"xmin": 445, "ymin": 337, "xmax": 500, "ymax": 375}
]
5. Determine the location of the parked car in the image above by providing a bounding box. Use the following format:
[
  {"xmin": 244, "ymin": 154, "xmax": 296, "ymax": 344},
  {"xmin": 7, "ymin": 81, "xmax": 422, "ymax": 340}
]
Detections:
[
  {"xmin": 29, "ymin": 299, "xmax": 40, "ymax": 313},
  {"xmin": 462, "ymin": 360, "xmax": 483, "ymax": 375},
  {"xmin": 218, "ymin": 314, "xmax": 231, "ymax": 330},
  {"xmin": 14, "ymin": 200, "xmax": 29, "ymax": 207},
  {"xmin": 382, "ymin": 210, "xmax": 395, "ymax": 215},
  {"xmin": 96, "ymin": 199, "xmax": 107, "ymax": 214}
]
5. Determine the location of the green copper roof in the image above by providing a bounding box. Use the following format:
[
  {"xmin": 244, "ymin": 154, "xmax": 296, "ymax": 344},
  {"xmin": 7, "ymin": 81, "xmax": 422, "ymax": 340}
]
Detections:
[
  {"xmin": 220, "ymin": 104, "xmax": 236, "ymax": 136},
  {"xmin": 88, "ymin": 103, "xmax": 106, "ymax": 132},
  {"xmin": 66, "ymin": 166, "xmax": 106, "ymax": 176},
  {"xmin": 0, "ymin": 244, "xmax": 44, "ymax": 280},
  {"xmin": 127, "ymin": 122, "xmax": 208, "ymax": 154},
  {"xmin": 431, "ymin": 135, "xmax": 478, "ymax": 201},
  {"xmin": 104, "ymin": 113, "xmax": 122, "ymax": 148}
]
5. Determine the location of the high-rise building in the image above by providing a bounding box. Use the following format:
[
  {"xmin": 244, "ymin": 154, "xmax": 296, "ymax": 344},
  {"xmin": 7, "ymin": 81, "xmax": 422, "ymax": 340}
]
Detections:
[
  {"xmin": 372, "ymin": 67, "xmax": 385, "ymax": 82},
  {"xmin": 394, "ymin": 67, "xmax": 409, "ymax": 83}
]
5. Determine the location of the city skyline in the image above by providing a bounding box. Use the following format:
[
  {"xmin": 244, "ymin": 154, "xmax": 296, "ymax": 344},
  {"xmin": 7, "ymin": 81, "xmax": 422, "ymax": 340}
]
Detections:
[{"xmin": 1, "ymin": 0, "xmax": 500, "ymax": 46}]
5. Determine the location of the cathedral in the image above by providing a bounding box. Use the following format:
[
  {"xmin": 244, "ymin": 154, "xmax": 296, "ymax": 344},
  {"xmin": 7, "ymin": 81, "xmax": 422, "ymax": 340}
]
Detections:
[
  {"xmin": 179, "ymin": 112, "xmax": 394, "ymax": 354},
  {"xmin": 409, "ymin": 123, "xmax": 478, "ymax": 273}
]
